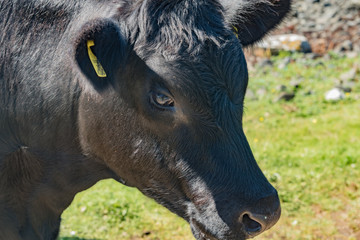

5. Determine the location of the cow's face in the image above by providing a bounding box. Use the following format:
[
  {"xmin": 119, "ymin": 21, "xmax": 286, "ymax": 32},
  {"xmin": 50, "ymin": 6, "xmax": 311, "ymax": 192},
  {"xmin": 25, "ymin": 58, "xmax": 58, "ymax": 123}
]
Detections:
[{"xmin": 74, "ymin": 1, "xmax": 290, "ymax": 239}]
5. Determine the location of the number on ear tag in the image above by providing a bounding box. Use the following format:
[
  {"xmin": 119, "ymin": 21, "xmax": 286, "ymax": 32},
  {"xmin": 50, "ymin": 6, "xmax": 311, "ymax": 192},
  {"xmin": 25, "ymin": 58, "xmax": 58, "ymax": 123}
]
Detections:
[{"xmin": 87, "ymin": 40, "xmax": 107, "ymax": 78}]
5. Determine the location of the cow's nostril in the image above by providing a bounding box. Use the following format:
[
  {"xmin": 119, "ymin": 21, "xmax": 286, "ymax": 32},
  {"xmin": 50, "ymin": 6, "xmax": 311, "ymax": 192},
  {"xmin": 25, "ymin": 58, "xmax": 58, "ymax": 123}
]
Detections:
[{"xmin": 242, "ymin": 213, "xmax": 262, "ymax": 233}]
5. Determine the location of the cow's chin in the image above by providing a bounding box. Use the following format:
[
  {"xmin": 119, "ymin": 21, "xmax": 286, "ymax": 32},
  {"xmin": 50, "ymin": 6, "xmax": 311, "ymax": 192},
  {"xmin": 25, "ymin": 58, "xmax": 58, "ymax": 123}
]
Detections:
[
  {"xmin": 190, "ymin": 219, "xmax": 246, "ymax": 240},
  {"xmin": 190, "ymin": 219, "xmax": 218, "ymax": 240},
  {"xmin": 189, "ymin": 218, "xmax": 250, "ymax": 240}
]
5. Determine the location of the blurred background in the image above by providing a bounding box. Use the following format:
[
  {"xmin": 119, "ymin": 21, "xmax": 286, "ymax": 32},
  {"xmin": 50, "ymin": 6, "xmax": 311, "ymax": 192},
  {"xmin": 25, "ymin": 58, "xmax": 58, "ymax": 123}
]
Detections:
[{"xmin": 59, "ymin": 1, "xmax": 360, "ymax": 239}]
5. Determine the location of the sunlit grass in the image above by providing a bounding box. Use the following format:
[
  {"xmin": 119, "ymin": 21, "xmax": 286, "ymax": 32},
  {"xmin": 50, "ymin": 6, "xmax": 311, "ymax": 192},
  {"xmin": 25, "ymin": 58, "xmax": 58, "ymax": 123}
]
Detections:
[
  {"xmin": 246, "ymin": 53, "xmax": 360, "ymax": 240},
  {"xmin": 59, "ymin": 180, "xmax": 192, "ymax": 240}
]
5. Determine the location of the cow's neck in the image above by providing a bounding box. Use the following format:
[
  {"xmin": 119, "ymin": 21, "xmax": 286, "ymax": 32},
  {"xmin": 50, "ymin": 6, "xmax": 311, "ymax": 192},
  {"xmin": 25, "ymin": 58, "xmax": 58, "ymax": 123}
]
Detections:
[{"xmin": 0, "ymin": 147, "xmax": 115, "ymax": 240}]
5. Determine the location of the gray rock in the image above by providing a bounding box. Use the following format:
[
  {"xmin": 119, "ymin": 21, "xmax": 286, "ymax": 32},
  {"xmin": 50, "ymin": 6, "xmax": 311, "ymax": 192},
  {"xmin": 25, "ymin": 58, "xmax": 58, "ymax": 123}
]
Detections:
[{"xmin": 325, "ymin": 88, "xmax": 345, "ymax": 101}]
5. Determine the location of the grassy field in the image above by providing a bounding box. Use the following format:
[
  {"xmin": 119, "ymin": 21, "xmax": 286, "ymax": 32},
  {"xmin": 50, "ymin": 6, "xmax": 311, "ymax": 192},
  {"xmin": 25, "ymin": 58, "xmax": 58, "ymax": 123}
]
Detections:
[{"xmin": 59, "ymin": 53, "xmax": 360, "ymax": 240}]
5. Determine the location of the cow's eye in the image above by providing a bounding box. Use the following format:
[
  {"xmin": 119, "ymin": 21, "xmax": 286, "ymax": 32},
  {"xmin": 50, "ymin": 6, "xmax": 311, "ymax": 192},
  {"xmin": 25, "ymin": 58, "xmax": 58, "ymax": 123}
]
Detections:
[{"xmin": 150, "ymin": 91, "xmax": 174, "ymax": 110}]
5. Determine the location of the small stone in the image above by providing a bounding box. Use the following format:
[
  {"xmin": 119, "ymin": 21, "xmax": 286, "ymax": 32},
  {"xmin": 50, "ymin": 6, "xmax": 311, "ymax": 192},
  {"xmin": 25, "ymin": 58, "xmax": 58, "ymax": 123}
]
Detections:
[
  {"xmin": 256, "ymin": 87, "xmax": 267, "ymax": 98},
  {"xmin": 290, "ymin": 79, "xmax": 303, "ymax": 89},
  {"xmin": 257, "ymin": 59, "xmax": 273, "ymax": 68},
  {"xmin": 278, "ymin": 57, "xmax": 292, "ymax": 69},
  {"xmin": 300, "ymin": 41, "xmax": 312, "ymax": 53},
  {"xmin": 274, "ymin": 92, "xmax": 295, "ymax": 102},
  {"xmin": 245, "ymin": 89, "xmax": 258, "ymax": 101},
  {"xmin": 317, "ymin": 7, "xmax": 337, "ymax": 23},
  {"xmin": 325, "ymin": 88, "xmax": 345, "ymax": 101},
  {"xmin": 346, "ymin": 51, "xmax": 358, "ymax": 59},
  {"xmin": 306, "ymin": 52, "xmax": 322, "ymax": 60},
  {"xmin": 335, "ymin": 40, "xmax": 354, "ymax": 52}
]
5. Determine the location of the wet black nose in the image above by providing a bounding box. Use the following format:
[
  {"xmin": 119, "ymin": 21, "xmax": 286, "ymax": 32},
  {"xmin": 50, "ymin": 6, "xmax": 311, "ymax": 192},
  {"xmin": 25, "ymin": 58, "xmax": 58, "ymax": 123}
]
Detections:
[{"xmin": 239, "ymin": 191, "xmax": 281, "ymax": 238}]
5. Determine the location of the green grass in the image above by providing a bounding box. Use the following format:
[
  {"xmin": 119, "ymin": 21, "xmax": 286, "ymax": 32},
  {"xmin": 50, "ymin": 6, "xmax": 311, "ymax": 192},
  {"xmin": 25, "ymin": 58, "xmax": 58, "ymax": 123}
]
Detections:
[
  {"xmin": 59, "ymin": 180, "xmax": 192, "ymax": 240},
  {"xmin": 59, "ymin": 53, "xmax": 360, "ymax": 240}
]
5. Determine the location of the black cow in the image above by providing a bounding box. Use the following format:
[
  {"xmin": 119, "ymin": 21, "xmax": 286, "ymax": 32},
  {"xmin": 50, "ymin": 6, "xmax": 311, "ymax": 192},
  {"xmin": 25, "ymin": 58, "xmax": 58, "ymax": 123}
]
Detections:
[{"xmin": 0, "ymin": 0, "xmax": 291, "ymax": 239}]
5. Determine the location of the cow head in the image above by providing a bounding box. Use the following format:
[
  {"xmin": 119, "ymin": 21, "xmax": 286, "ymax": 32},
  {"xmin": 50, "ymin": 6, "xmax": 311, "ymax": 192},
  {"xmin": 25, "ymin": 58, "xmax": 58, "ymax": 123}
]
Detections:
[{"xmin": 74, "ymin": 0, "xmax": 290, "ymax": 239}]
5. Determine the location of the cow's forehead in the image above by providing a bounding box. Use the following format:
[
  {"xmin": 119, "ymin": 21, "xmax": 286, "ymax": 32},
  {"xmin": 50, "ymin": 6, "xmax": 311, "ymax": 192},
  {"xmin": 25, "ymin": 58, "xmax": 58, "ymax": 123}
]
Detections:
[{"xmin": 144, "ymin": 41, "xmax": 248, "ymax": 111}]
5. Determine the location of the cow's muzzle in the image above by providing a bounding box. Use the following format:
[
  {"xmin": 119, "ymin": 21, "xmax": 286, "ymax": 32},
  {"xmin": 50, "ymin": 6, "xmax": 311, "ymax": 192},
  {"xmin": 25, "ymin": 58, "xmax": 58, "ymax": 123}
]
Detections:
[
  {"xmin": 239, "ymin": 192, "xmax": 281, "ymax": 238},
  {"xmin": 189, "ymin": 190, "xmax": 281, "ymax": 240}
]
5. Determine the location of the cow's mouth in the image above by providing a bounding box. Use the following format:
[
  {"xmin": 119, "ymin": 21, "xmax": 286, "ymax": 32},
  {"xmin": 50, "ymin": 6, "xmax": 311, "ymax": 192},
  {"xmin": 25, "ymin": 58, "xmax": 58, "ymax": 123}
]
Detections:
[
  {"xmin": 190, "ymin": 219, "xmax": 218, "ymax": 240},
  {"xmin": 190, "ymin": 218, "xmax": 248, "ymax": 240}
]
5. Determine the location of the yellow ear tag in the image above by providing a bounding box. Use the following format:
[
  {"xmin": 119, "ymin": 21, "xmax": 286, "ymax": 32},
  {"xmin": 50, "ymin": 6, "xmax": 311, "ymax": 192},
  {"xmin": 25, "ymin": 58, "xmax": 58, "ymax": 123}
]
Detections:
[
  {"xmin": 232, "ymin": 25, "xmax": 239, "ymax": 39},
  {"xmin": 87, "ymin": 40, "xmax": 107, "ymax": 78}
]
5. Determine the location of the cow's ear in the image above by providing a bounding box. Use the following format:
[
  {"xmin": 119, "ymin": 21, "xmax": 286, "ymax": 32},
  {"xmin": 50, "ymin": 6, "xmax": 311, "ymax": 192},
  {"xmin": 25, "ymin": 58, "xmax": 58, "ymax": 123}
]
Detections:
[
  {"xmin": 74, "ymin": 19, "xmax": 127, "ymax": 91},
  {"xmin": 220, "ymin": 0, "xmax": 291, "ymax": 46}
]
